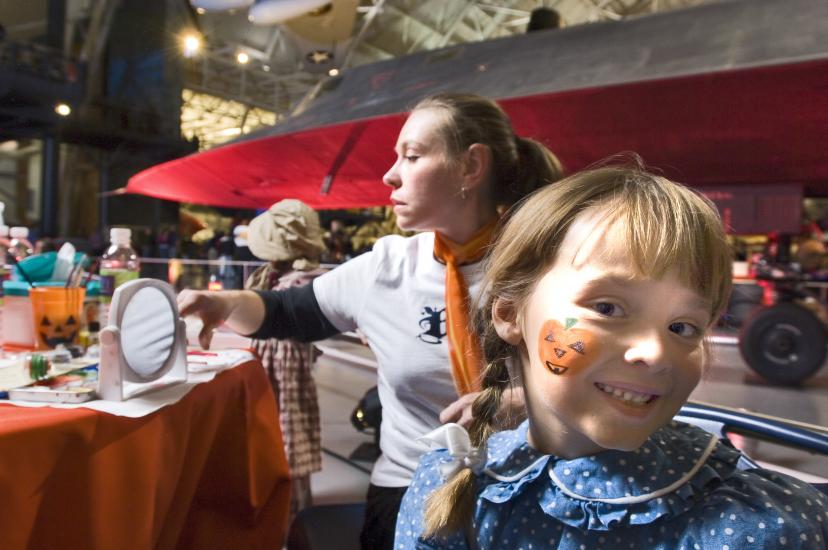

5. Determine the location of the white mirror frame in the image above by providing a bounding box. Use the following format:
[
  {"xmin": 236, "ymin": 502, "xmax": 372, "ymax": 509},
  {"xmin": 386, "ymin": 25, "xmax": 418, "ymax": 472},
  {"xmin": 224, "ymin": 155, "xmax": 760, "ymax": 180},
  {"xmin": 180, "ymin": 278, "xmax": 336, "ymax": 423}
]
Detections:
[{"xmin": 98, "ymin": 278, "xmax": 187, "ymax": 401}]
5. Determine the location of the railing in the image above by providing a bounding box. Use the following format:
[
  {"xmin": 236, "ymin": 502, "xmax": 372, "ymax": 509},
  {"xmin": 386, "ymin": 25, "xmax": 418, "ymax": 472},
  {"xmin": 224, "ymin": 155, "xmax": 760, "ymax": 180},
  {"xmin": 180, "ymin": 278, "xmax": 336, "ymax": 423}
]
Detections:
[
  {"xmin": 0, "ymin": 39, "xmax": 84, "ymax": 85},
  {"xmin": 732, "ymin": 278, "xmax": 828, "ymax": 303},
  {"xmin": 138, "ymin": 257, "xmax": 339, "ymax": 291}
]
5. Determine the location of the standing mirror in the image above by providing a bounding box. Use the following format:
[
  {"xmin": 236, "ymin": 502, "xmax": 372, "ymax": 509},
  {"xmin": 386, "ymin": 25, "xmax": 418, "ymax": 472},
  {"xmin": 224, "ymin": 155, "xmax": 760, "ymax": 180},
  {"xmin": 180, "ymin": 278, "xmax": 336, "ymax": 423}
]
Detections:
[{"xmin": 98, "ymin": 279, "xmax": 187, "ymax": 401}]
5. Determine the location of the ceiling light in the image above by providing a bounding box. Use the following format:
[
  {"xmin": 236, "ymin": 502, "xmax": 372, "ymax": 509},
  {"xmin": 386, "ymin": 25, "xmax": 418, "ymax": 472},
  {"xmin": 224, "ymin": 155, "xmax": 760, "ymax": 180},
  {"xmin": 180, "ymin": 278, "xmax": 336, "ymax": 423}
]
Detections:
[
  {"xmin": 55, "ymin": 103, "xmax": 71, "ymax": 116},
  {"xmin": 248, "ymin": 0, "xmax": 330, "ymax": 25},
  {"xmin": 0, "ymin": 140, "xmax": 19, "ymax": 152},
  {"xmin": 181, "ymin": 33, "xmax": 202, "ymax": 57},
  {"xmin": 236, "ymin": 51, "xmax": 250, "ymax": 64},
  {"xmin": 196, "ymin": 7, "xmax": 206, "ymax": 14},
  {"xmin": 328, "ymin": 68, "xmax": 339, "ymax": 76},
  {"xmin": 306, "ymin": 49, "xmax": 333, "ymax": 64},
  {"xmin": 214, "ymin": 127, "xmax": 243, "ymax": 137},
  {"xmin": 189, "ymin": 0, "xmax": 253, "ymax": 9},
  {"xmin": 262, "ymin": 64, "xmax": 271, "ymax": 71}
]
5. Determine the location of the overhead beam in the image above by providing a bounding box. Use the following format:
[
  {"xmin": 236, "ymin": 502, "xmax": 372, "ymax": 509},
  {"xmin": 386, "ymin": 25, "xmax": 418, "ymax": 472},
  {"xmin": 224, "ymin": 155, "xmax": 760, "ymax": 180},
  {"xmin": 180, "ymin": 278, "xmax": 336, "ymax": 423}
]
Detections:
[{"xmin": 342, "ymin": 0, "xmax": 389, "ymax": 69}]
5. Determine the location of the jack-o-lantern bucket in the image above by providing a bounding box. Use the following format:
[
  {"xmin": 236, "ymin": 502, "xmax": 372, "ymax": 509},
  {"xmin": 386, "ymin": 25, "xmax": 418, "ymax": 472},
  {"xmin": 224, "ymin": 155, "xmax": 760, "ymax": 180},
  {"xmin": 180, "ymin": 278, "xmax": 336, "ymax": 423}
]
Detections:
[{"xmin": 29, "ymin": 286, "xmax": 86, "ymax": 350}]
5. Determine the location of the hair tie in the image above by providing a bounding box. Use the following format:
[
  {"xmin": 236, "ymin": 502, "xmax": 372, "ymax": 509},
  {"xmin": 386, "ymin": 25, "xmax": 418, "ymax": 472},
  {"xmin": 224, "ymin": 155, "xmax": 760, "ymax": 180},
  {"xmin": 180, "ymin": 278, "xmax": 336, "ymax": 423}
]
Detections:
[{"xmin": 418, "ymin": 423, "xmax": 487, "ymax": 479}]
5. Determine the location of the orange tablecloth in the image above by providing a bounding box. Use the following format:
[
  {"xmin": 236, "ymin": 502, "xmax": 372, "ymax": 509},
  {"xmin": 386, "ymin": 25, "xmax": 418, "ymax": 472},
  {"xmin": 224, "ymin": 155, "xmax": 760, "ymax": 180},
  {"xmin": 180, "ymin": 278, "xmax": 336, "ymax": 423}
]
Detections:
[{"xmin": 0, "ymin": 360, "xmax": 291, "ymax": 550}]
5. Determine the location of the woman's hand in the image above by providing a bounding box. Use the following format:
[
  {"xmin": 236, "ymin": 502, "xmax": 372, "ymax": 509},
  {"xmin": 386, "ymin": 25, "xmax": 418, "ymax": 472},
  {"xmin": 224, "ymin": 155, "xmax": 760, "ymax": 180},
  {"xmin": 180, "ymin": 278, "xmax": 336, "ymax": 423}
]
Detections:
[
  {"xmin": 178, "ymin": 289, "xmax": 266, "ymax": 348},
  {"xmin": 439, "ymin": 386, "xmax": 526, "ymax": 429},
  {"xmin": 177, "ymin": 290, "xmax": 236, "ymax": 350},
  {"xmin": 439, "ymin": 392, "xmax": 478, "ymax": 428}
]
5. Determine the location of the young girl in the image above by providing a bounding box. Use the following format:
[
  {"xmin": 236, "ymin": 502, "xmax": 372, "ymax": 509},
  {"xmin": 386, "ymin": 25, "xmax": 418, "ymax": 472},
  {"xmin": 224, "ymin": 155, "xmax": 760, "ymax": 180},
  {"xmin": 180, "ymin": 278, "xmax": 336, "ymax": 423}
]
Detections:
[{"xmin": 395, "ymin": 165, "xmax": 828, "ymax": 548}]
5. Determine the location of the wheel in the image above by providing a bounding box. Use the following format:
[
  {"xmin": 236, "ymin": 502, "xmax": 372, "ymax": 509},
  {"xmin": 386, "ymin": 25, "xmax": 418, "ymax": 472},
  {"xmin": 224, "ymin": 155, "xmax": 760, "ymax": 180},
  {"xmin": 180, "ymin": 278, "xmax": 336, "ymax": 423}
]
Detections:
[{"xmin": 739, "ymin": 303, "xmax": 827, "ymax": 385}]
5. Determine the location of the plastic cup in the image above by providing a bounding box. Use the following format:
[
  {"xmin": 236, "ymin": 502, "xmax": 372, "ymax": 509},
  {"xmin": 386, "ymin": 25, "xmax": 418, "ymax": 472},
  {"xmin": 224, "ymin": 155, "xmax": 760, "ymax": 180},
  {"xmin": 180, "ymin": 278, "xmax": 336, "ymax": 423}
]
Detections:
[
  {"xmin": 29, "ymin": 286, "xmax": 86, "ymax": 350},
  {"xmin": 2, "ymin": 280, "xmax": 36, "ymax": 350}
]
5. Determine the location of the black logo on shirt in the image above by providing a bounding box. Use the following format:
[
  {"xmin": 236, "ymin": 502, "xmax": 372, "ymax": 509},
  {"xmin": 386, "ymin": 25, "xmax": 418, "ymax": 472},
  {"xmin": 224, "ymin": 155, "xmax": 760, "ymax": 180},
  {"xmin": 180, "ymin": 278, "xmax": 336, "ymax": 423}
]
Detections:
[{"xmin": 418, "ymin": 306, "xmax": 446, "ymax": 344}]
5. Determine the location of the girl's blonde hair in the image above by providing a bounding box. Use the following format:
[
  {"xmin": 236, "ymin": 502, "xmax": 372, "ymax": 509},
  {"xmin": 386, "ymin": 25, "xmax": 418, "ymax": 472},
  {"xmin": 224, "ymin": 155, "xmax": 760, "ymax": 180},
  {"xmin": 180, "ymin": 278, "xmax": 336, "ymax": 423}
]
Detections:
[
  {"xmin": 423, "ymin": 161, "xmax": 733, "ymax": 537},
  {"xmin": 413, "ymin": 93, "xmax": 564, "ymax": 206}
]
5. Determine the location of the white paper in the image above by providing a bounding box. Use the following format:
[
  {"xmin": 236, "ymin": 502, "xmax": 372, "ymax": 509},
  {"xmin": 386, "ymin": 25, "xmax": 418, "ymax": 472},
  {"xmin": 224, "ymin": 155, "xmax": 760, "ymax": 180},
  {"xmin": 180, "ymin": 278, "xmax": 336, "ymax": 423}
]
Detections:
[{"xmin": 3, "ymin": 349, "xmax": 256, "ymax": 418}]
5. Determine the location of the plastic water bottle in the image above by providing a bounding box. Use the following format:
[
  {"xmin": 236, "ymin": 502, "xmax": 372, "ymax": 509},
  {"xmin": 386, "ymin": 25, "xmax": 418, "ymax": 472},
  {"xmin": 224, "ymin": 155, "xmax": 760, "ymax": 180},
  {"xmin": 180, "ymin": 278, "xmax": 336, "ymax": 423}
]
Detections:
[
  {"xmin": 0, "ymin": 202, "xmax": 8, "ymax": 266},
  {"xmin": 0, "ymin": 226, "xmax": 8, "ymax": 345},
  {"xmin": 99, "ymin": 227, "xmax": 140, "ymax": 326},
  {"xmin": 8, "ymin": 226, "xmax": 33, "ymax": 262},
  {"xmin": 0, "ymin": 225, "xmax": 10, "ymax": 266}
]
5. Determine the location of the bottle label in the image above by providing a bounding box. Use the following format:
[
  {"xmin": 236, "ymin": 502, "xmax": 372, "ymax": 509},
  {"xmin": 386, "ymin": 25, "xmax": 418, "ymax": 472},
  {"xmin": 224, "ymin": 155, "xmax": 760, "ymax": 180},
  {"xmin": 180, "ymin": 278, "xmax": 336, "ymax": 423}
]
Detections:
[{"xmin": 99, "ymin": 269, "xmax": 139, "ymax": 304}]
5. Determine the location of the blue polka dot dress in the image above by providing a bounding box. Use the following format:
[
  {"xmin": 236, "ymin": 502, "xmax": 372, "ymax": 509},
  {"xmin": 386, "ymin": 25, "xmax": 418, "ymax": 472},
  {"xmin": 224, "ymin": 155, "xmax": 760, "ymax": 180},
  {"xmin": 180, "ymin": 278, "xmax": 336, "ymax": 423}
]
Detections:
[{"xmin": 395, "ymin": 420, "xmax": 828, "ymax": 549}]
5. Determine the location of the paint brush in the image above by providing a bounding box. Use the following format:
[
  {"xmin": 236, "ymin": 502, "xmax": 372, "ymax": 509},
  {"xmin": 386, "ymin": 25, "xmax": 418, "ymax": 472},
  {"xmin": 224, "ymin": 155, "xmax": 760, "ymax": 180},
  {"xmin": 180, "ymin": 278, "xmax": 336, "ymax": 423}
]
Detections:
[
  {"xmin": 65, "ymin": 255, "xmax": 88, "ymax": 288},
  {"xmin": 81, "ymin": 260, "xmax": 99, "ymax": 287}
]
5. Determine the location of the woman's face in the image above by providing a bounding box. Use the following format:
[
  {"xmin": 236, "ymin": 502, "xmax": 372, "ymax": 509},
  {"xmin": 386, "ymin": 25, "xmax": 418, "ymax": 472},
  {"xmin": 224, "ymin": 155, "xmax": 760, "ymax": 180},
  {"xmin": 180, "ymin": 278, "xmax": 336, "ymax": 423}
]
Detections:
[
  {"xmin": 383, "ymin": 108, "xmax": 464, "ymax": 232},
  {"xmin": 506, "ymin": 208, "xmax": 712, "ymax": 458}
]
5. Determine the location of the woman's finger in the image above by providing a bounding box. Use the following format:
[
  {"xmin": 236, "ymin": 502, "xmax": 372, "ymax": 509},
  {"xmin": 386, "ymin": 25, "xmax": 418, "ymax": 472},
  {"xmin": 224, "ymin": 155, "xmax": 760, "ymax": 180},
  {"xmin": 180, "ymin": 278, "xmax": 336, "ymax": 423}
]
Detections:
[
  {"xmin": 439, "ymin": 401, "xmax": 461, "ymax": 424},
  {"xmin": 177, "ymin": 290, "xmax": 201, "ymax": 317},
  {"xmin": 439, "ymin": 392, "xmax": 479, "ymax": 424},
  {"xmin": 456, "ymin": 408, "xmax": 474, "ymax": 429},
  {"xmin": 198, "ymin": 323, "xmax": 214, "ymax": 350}
]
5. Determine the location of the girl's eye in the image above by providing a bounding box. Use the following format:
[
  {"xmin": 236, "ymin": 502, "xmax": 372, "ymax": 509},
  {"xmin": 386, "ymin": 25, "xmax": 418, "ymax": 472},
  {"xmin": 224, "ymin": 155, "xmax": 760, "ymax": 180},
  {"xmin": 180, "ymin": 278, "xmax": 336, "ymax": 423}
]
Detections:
[
  {"xmin": 405, "ymin": 155, "xmax": 420, "ymax": 162},
  {"xmin": 594, "ymin": 302, "xmax": 623, "ymax": 317},
  {"xmin": 669, "ymin": 322, "xmax": 699, "ymax": 338}
]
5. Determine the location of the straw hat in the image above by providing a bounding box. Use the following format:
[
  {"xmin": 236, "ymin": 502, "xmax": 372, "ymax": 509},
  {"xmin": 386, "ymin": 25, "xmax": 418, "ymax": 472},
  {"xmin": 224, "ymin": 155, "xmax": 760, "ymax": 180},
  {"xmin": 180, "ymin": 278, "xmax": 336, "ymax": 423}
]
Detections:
[{"xmin": 246, "ymin": 199, "xmax": 326, "ymax": 270}]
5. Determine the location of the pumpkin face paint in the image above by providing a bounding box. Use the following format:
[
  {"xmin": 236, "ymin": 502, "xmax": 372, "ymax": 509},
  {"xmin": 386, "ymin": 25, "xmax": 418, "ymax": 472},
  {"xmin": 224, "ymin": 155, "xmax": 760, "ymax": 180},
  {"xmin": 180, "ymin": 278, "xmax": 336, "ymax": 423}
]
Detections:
[{"xmin": 538, "ymin": 318, "xmax": 598, "ymax": 375}]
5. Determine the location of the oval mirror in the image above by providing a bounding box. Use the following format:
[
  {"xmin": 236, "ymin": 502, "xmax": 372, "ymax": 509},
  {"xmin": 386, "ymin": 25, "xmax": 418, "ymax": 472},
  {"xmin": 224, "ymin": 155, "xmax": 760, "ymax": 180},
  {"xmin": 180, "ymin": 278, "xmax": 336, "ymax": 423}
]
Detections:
[{"xmin": 119, "ymin": 286, "xmax": 175, "ymax": 379}]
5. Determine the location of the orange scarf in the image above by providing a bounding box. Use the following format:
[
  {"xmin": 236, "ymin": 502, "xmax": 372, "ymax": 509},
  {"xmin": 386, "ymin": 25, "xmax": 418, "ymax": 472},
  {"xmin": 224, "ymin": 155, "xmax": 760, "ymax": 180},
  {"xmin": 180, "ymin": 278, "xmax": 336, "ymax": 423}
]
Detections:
[{"xmin": 433, "ymin": 219, "xmax": 498, "ymax": 395}]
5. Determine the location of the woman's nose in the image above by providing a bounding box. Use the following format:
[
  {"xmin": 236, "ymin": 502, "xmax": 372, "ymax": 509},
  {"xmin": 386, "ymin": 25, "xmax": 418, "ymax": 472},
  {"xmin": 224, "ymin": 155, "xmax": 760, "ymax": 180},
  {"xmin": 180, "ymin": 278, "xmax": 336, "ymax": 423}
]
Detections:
[
  {"xmin": 382, "ymin": 162, "xmax": 401, "ymax": 189},
  {"xmin": 623, "ymin": 333, "xmax": 671, "ymax": 373}
]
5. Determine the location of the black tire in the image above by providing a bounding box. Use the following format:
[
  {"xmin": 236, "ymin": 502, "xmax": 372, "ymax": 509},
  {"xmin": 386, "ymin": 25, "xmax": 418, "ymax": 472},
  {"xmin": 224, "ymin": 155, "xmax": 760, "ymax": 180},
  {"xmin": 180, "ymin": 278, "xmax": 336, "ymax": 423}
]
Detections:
[{"xmin": 739, "ymin": 303, "xmax": 827, "ymax": 385}]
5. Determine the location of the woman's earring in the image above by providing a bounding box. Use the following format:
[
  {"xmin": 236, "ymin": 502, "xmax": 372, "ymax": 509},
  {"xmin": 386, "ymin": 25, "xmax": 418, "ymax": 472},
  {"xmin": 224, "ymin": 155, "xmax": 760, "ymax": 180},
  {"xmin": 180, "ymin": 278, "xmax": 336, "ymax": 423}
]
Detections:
[{"xmin": 460, "ymin": 186, "xmax": 468, "ymax": 200}]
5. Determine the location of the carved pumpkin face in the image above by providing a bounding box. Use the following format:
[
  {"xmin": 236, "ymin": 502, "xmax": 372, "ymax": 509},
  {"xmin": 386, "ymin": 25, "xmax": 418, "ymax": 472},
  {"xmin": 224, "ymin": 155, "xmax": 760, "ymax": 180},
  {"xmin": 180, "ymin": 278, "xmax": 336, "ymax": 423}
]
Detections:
[
  {"xmin": 39, "ymin": 313, "xmax": 79, "ymax": 348},
  {"xmin": 29, "ymin": 287, "xmax": 86, "ymax": 351},
  {"xmin": 538, "ymin": 318, "xmax": 598, "ymax": 375}
]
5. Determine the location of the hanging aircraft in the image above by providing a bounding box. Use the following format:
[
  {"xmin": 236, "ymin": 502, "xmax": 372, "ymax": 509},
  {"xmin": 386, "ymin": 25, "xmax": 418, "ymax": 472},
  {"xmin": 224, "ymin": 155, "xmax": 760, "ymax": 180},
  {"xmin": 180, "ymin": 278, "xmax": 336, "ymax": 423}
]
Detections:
[{"xmin": 126, "ymin": 0, "xmax": 828, "ymax": 211}]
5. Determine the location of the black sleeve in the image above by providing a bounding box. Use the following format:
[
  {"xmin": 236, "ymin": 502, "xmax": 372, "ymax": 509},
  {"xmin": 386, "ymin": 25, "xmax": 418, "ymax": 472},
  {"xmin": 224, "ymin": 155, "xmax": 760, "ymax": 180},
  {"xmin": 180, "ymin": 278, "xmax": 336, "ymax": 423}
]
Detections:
[{"xmin": 245, "ymin": 284, "xmax": 341, "ymax": 342}]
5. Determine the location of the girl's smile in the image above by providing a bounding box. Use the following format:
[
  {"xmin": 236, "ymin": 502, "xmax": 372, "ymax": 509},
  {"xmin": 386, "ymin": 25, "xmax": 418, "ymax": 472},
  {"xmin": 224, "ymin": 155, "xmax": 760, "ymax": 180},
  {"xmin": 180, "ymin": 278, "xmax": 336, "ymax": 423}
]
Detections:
[{"xmin": 594, "ymin": 381, "xmax": 661, "ymax": 418}]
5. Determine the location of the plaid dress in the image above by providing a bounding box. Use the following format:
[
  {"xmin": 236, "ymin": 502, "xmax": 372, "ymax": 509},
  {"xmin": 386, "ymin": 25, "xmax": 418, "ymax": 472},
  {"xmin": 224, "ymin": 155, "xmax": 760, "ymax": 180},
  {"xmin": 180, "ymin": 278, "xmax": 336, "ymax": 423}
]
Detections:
[{"xmin": 246, "ymin": 265, "xmax": 326, "ymax": 513}]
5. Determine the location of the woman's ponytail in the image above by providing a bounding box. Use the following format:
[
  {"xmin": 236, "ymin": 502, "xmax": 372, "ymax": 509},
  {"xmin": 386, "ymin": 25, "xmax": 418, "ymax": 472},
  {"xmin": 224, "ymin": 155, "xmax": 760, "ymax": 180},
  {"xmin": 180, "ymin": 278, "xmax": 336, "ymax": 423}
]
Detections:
[
  {"xmin": 507, "ymin": 136, "xmax": 565, "ymax": 203},
  {"xmin": 411, "ymin": 93, "xmax": 564, "ymax": 209}
]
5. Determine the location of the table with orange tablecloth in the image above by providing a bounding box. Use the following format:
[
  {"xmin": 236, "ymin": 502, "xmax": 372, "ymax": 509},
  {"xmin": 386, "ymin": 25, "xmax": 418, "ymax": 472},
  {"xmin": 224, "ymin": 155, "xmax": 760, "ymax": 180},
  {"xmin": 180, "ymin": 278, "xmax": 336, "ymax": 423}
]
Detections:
[{"xmin": 0, "ymin": 359, "xmax": 291, "ymax": 550}]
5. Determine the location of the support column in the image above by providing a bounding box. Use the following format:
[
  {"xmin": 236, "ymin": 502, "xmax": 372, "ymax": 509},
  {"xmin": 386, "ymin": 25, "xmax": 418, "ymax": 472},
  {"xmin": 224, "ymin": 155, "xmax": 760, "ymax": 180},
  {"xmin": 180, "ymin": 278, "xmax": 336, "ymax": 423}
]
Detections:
[
  {"xmin": 40, "ymin": 135, "xmax": 60, "ymax": 237},
  {"xmin": 42, "ymin": 0, "xmax": 65, "ymax": 238},
  {"xmin": 47, "ymin": 0, "xmax": 66, "ymax": 51}
]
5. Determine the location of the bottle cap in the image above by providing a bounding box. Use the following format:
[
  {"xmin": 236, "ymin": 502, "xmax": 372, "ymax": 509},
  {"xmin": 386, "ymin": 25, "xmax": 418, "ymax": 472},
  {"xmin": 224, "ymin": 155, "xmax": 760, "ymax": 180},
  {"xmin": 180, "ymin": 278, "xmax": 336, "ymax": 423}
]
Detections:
[
  {"xmin": 110, "ymin": 227, "xmax": 132, "ymax": 245},
  {"xmin": 10, "ymin": 226, "xmax": 29, "ymax": 239}
]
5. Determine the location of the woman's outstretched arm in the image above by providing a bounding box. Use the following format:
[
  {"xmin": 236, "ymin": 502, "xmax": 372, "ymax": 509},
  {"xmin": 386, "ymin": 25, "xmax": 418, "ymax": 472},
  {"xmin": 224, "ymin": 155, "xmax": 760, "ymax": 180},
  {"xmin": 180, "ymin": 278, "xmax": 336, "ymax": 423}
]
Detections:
[{"xmin": 178, "ymin": 289, "xmax": 265, "ymax": 349}]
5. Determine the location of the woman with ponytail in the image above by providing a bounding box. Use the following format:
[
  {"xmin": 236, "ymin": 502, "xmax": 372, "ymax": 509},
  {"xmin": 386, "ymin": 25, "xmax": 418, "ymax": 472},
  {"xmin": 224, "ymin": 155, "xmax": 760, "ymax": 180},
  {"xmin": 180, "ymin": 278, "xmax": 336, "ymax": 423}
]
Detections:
[
  {"xmin": 395, "ymin": 163, "xmax": 827, "ymax": 548},
  {"xmin": 177, "ymin": 93, "xmax": 563, "ymax": 549}
]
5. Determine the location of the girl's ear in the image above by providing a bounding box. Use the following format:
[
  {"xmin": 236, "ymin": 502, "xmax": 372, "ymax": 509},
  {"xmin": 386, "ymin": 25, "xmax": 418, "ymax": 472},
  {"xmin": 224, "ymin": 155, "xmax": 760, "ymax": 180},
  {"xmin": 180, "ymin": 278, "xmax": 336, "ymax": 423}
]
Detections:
[
  {"xmin": 492, "ymin": 297, "xmax": 523, "ymax": 345},
  {"xmin": 461, "ymin": 143, "xmax": 492, "ymax": 189}
]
